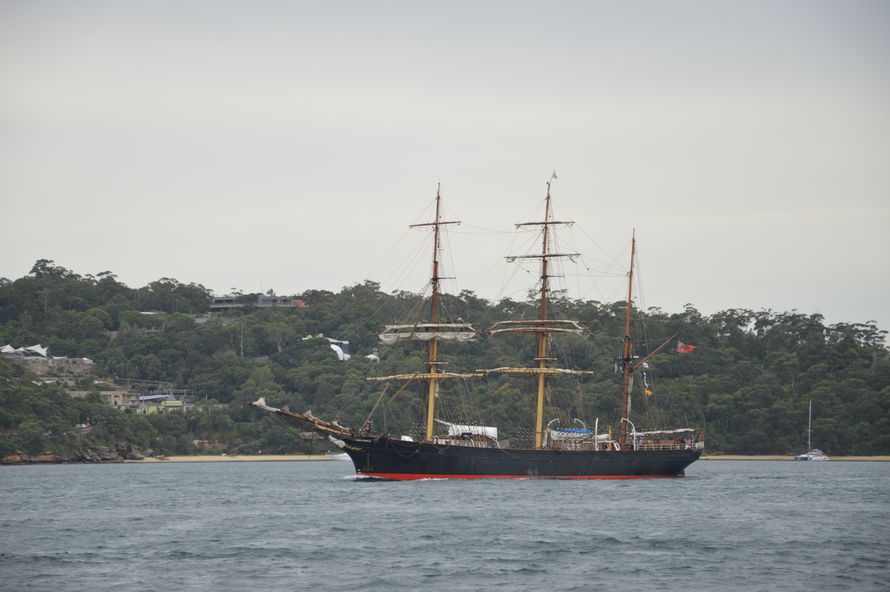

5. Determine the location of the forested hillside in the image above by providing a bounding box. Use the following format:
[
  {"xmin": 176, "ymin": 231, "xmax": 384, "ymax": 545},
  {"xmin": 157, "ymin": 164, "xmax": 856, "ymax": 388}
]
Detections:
[{"xmin": 1, "ymin": 259, "xmax": 888, "ymax": 458}]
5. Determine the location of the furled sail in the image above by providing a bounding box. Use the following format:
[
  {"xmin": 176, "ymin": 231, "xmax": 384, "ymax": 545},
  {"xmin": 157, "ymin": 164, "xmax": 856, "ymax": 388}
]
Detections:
[
  {"xmin": 549, "ymin": 428, "xmax": 610, "ymax": 442},
  {"xmin": 488, "ymin": 320, "xmax": 587, "ymax": 336},
  {"xmin": 435, "ymin": 419, "xmax": 498, "ymax": 439},
  {"xmin": 379, "ymin": 323, "xmax": 476, "ymax": 345},
  {"xmin": 367, "ymin": 371, "xmax": 477, "ymax": 382},
  {"xmin": 633, "ymin": 428, "xmax": 695, "ymax": 436},
  {"xmin": 476, "ymin": 366, "xmax": 594, "ymax": 377}
]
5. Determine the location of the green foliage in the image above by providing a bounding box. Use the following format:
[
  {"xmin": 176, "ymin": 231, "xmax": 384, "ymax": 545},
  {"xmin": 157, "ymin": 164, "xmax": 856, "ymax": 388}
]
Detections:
[{"xmin": 0, "ymin": 261, "xmax": 888, "ymax": 457}]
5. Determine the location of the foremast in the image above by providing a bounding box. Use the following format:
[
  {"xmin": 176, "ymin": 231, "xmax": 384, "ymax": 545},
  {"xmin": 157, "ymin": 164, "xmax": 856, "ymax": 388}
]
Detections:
[
  {"xmin": 369, "ymin": 186, "xmax": 475, "ymax": 443},
  {"xmin": 483, "ymin": 179, "xmax": 592, "ymax": 449},
  {"xmin": 415, "ymin": 187, "xmax": 451, "ymax": 441}
]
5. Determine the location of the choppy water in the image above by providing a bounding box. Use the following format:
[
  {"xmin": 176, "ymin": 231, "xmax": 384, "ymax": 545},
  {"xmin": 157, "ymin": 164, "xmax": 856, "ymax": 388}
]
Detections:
[{"xmin": 1, "ymin": 460, "xmax": 888, "ymax": 592}]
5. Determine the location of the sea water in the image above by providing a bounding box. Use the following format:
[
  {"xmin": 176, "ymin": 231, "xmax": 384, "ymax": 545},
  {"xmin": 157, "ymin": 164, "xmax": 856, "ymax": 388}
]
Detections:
[{"xmin": 1, "ymin": 460, "xmax": 887, "ymax": 592}]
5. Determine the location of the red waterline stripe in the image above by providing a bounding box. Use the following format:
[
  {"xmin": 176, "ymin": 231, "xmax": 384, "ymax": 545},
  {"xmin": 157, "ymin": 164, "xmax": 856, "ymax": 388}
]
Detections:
[{"xmin": 358, "ymin": 472, "xmax": 683, "ymax": 481}]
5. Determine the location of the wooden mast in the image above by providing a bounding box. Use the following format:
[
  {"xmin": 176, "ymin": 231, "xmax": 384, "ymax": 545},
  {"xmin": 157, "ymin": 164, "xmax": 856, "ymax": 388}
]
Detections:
[
  {"xmin": 484, "ymin": 175, "xmax": 589, "ymax": 449},
  {"xmin": 368, "ymin": 187, "xmax": 469, "ymax": 440},
  {"xmin": 618, "ymin": 231, "xmax": 636, "ymax": 450},
  {"xmin": 425, "ymin": 187, "xmax": 443, "ymax": 441},
  {"xmin": 408, "ymin": 185, "xmax": 460, "ymax": 442},
  {"xmin": 533, "ymin": 182, "xmax": 554, "ymax": 449}
]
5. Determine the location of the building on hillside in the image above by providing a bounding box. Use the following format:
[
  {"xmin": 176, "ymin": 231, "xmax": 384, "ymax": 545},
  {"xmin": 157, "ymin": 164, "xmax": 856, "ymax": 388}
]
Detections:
[
  {"xmin": 2, "ymin": 344, "xmax": 95, "ymax": 376},
  {"xmin": 159, "ymin": 400, "xmax": 184, "ymax": 412},
  {"xmin": 24, "ymin": 356, "xmax": 95, "ymax": 376},
  {"xmin": 136, "ymin": 394, "xmax": 185, "ymax": 415},
  {"xmin": 211, "ymin": 294, "xmax": 309, "ymax": 311},
  {"xmin": 257, "ymin": 296, "xmax": 309, "ymax": 308},
  {"xmin": 210, "ymin": 295, "xmax": 244, "ymax": 311},
  {"xmin": 67, "ymin": 389, "xmax": 139, "ymax": 408},
  {"xmin": 193, "ymin": 314, "xmax": 236, "ymax": 326}
]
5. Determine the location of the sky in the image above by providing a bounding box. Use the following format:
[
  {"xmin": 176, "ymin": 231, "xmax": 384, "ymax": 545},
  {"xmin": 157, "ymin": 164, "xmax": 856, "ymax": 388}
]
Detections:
[{"xmin": 2, "ymin": 0, "xmax": 889, "ymax": 332}]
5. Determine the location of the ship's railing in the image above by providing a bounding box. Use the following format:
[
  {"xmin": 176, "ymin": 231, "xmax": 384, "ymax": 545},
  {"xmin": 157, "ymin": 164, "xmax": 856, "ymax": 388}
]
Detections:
[
  {"xmin": 441, "ymin": 440, "xmax": 702, "ymax": 452},
  {"xmin": 548, "ymin": 441, "xmax": 602, "ymax": 451},
  {"xmin": 634, "ymin": 441, "xmax": 699, "ymax": 451}
]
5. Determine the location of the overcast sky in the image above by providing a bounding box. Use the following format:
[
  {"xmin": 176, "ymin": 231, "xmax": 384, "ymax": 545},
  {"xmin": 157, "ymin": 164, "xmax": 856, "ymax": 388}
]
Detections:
[{"xmin": 2, "ymin": 1, "xmax": 888, "ymax": 331}]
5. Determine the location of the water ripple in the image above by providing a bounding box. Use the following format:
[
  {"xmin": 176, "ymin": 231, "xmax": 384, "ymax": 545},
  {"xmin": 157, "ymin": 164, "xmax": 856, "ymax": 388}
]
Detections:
[{"xmin": 1, "ymin": 460, "xmax": 888, "ymax": 592}]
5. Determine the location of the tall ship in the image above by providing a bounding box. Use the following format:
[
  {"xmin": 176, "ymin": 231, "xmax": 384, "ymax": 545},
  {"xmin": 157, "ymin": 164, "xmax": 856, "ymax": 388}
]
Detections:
[{"xmin": 253, "ymin": 180, "xmax": 703, "ymax": 479}]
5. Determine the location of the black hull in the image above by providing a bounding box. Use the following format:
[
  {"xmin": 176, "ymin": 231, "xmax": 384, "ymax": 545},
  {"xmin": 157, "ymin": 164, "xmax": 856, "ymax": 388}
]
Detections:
[{"xmin": 340, "ymin": 437, "xmax": 701, "ymax": 480}]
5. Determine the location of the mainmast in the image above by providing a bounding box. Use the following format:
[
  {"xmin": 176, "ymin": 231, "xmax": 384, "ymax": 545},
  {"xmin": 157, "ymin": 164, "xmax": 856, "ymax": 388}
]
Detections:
[
  {"xmin": 533, "ymin": 184, "xmax": 555, "ymax": 449},
  {"xmin": 488, "ymin": 178, "xmax": 589, "ymax": 449},
  {"xmin": 618, "ymin": 232, "xmax": 636, "ymax": 450}
]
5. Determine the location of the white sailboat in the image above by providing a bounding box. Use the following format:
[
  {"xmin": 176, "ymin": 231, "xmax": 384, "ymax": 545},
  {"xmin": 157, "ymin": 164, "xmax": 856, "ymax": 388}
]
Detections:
[{"xmin": 794, "ymin": 400, "xmax": 830, "ymax": 461}]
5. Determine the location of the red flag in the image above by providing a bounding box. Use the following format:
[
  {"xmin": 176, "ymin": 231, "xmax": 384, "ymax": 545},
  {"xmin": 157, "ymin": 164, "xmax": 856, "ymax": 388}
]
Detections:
[{"xmin": 677, "ymin": 340, "xmax": 697, "ymax": 354}]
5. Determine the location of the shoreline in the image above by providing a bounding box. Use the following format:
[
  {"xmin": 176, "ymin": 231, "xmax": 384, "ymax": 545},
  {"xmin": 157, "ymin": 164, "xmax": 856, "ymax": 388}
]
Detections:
[
  {"xmin": 6, "ymin": 453, "xmax": 890, "ymax": 466},
  {"xmin": 137, "ymin": 454, "xmax": 344, "ymax": 463},
  {"xmin": 701, "ymin": 455, "xmax": 890, "ymax": 462}
]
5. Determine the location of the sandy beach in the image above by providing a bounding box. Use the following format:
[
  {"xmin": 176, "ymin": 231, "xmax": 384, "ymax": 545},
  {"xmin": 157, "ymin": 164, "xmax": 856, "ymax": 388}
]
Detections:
[{"xmin": 138, "ymin": 454, "xmax": 344, "ymax": 463}]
